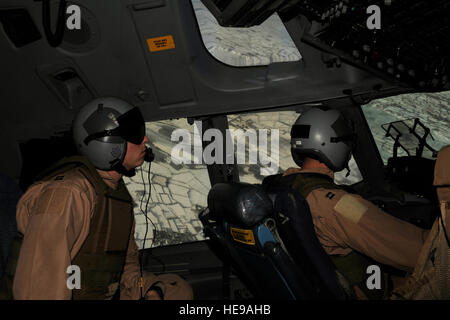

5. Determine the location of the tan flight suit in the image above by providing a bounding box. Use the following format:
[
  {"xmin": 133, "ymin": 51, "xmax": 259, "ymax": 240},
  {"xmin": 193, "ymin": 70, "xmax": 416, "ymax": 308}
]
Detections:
[
  {"xmin": 391, "ymin": 145, "xmax": 450, "ymax": 299},
  {"xmin": 10, "ymin": 161, "xmax": 193, "ymax": 300},
  {"xmin": 283, "ymin": 167, "xmax": 428, "ymax": 273}
]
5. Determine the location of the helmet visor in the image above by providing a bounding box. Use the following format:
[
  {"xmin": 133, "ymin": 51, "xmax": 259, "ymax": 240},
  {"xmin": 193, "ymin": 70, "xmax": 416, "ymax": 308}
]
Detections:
[
  {"xmin": 117, "ymin": 107, "xmax": 146, "ymax": 145},
  {"xmin": 291, "ymin": 125, "xmax": 311, "ymax": 139}
]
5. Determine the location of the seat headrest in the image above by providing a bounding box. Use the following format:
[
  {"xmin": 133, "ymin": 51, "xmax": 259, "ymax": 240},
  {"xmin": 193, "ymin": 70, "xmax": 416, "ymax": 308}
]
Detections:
[
  {"xmin": 207, "ymin": 182, "xmax": 273, "ymax": 227},
  {"xmin": 434, "ymin": 145, "xmax": 450, "ymax": 187}
]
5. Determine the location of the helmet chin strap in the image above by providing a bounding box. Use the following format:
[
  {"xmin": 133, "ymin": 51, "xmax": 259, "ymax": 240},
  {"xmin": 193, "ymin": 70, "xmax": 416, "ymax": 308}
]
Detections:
[
  {"xmin": 111, "ymin": 161, "xmax": 136, "ymax": 177},
  {"xmin": 110, "ymin": 147, "xmax": 154, "ymax": 178}
]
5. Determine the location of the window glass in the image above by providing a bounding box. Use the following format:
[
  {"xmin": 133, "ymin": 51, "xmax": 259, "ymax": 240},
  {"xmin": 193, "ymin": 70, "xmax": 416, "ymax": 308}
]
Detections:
[
  {"xmin": 191, "ymin": 0, "xmax": 301, "ymax": 67},
  {"xmin": 227, "ymin": 111, "xmax": 363, "ymax": 186},
  {"xmin": 227, "ymin": 111, "xmax": 294, "ymax": 183},
  {"xmin": 122, "ymin": 89, "xmax": 450, "ymax": 249},
  {"xmin": 362, "ymin": 91, "xmax": 450, "ymax": 164},
  {"xmin": 124, "ymin": 119, "xmax": 210, "ymax": 249}
]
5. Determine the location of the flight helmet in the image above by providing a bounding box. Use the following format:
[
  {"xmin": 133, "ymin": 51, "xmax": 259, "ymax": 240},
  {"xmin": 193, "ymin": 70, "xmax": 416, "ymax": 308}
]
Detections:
[
  {"xmin": 290, "ymin": 107, "xmax": 355, "ymax": 171},
  {"xmin": 72, "ymin": 97, "xmax": 146, "ymax": 172}
]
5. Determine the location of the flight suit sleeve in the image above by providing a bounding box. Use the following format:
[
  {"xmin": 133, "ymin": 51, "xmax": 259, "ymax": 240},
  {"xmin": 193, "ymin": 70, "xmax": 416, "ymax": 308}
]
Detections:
[
  {"xmin": 308, "ymin": 189, "xmax": 428, "ymax": 272},
  {"xmin": 13, "ymin": 183, "xmax": 92, "ymax": 300},
  {"xmin": 119, "ymin": 223, "xmax": 193, "ymax": 300}
]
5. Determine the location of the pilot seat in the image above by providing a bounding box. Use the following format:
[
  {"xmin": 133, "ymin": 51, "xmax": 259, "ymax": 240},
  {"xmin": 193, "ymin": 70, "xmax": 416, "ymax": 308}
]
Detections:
[{"xmin": 200, "ymin": 180, "xmax": 350, "ymax": 300}]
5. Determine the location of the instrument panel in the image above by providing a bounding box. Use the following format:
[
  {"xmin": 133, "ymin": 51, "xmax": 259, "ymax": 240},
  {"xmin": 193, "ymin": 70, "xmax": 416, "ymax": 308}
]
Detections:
[{"xmin": 201, "ymin": 0, "xmax": 450, "ymax": 91}]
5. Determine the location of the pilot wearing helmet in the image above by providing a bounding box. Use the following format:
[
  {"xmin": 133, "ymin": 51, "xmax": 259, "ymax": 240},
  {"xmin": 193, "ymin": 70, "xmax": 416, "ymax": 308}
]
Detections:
[
  {"xmin": 265, "ymin": 106, "xmax": 430, "ymax": 299},
  {"xmin": 1, "ymin": 97, "xmax": 193, "ymax": 300}
]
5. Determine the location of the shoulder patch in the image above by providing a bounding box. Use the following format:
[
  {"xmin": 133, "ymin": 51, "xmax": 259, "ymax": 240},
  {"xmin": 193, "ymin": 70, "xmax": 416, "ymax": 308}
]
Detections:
[
  {"xmin": 333, "ymin": 194, "xmax": 368, "ymax": 224},
  {"xmin": 35, "ymin": 187, "xmax": 72, "ymax": 215}
]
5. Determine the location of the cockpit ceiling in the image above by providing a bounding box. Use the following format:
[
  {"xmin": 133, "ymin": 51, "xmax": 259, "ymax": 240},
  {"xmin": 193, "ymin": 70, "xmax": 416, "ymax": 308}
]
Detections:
[{"xmin": 201, "ymin": 0, "xmax": 450, "ymax": 91}]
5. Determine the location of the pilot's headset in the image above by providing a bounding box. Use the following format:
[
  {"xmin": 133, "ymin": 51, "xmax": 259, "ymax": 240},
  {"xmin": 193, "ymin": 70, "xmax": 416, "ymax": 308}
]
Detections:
[
  {"xmin": 290, "ymin": 107, "xmax": 355, "ymax": 172},
  {"xmin": 73, "ymin": 97, "xmax": 154, "ymax": 176}
]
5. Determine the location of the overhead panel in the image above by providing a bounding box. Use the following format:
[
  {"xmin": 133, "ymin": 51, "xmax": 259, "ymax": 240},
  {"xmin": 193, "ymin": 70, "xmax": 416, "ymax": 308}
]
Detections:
[
  {"xmin": 129, "ymin": 1, "xmax": 196, "ymax": 107},
  {"xmin": 201, "ymin": 0, "xmax": 292, "ymax": 27},
  {"xmin": 311, "ymin": 0, "xmax": 450, "ymax": 91},
  {"xmin": 201, "ymin": 0, "xmax": 450, "ymax": 92}
]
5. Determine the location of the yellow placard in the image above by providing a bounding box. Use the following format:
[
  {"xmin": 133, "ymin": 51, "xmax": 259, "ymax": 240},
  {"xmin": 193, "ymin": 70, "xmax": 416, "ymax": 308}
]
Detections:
[
  {"xmin": 230, "ymin": 227, "xmax": 255, "ymax": 245},
  {"xmin": 147, "ymin": 35, "xmax": 175, "ymax": 52}
]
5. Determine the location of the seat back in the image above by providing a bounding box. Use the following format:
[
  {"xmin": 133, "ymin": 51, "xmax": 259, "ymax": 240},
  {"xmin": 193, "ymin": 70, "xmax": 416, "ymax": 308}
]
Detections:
[
  {"xmin": 262, "ymin": 176, "xmax": 348, "ymax": 299},
  {"xmin": 202, "ymin": 181, "xmax": 344, "ymax": 299}
]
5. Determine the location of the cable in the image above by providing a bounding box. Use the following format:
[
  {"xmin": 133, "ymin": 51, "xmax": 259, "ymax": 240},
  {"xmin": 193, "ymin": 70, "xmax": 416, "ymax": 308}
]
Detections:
[
  {"xmin": 142, "ymin": 164, "xmax": 167, "ymax": 270},
  {"xmin": 137, "ymin": 158, "xmax": 166, "ymax": 299},
  {"xmin": 42, "ymin": 0, "xmax": 67, "ymax": 47},
  {"xmin": 142, "ymin": 162, "xmax": 156, "ymax": 249},
  {"xmin": 138, "ymin": 162, "xmax": 150, "ymax": 299}
]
